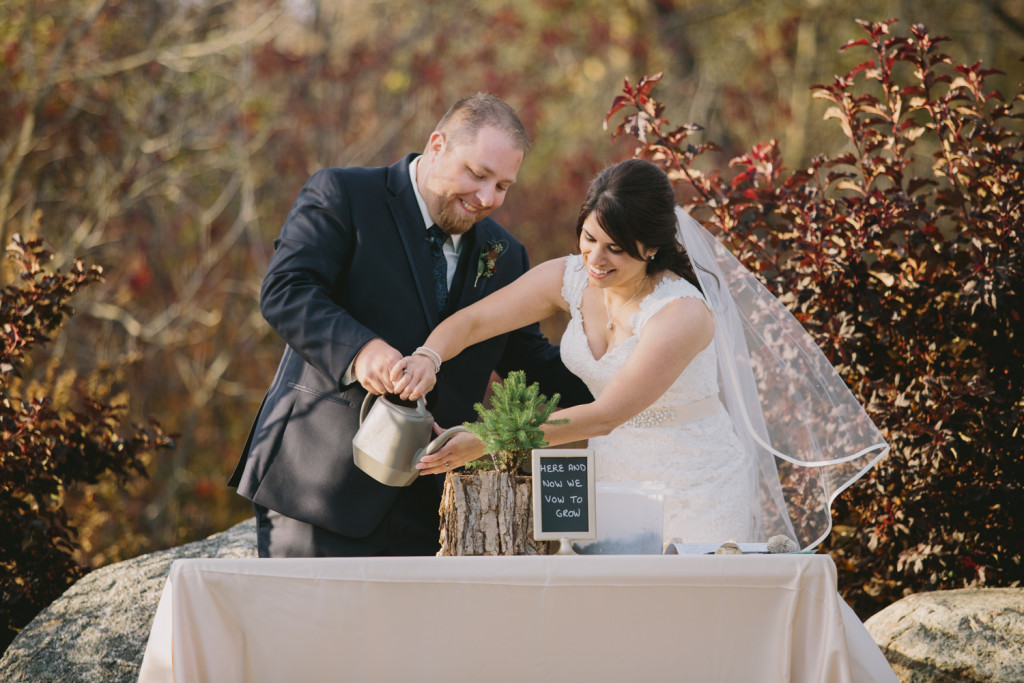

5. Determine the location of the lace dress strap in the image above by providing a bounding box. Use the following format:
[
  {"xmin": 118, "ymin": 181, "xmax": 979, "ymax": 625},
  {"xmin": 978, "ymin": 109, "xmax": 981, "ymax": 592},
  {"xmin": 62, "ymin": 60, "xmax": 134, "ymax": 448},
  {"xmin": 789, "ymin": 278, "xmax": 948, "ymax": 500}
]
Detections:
[
  {"xmin": 632, "ymin": 276, "xmax": 708, "ymax": 335},
  {"xmin": 560, "ymin": 253, "xmax": 588, "ymax": 312}
]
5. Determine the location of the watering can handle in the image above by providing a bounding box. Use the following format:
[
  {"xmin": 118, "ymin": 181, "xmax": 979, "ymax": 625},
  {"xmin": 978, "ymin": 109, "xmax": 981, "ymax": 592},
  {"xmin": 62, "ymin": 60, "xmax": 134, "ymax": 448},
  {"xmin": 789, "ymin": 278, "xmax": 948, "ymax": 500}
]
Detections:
[
  {"xmin": 359, "ymin": 394, "xmax": 427, "ymax": 425},
  {"xmin": 359, "ymin": 393, "xmax": 377, "ymax": 426},
  {"xmin": 424, "ymin": 425, "xmax": 469, "ymax": 456}
]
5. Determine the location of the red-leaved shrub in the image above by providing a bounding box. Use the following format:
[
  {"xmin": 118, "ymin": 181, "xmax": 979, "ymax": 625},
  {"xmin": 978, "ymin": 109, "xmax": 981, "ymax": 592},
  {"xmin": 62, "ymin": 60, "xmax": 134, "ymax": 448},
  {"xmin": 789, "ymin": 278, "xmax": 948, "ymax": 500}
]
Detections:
[{"xmin": 1, "ymin": 234, "xmax": 172, "ymax": 651}]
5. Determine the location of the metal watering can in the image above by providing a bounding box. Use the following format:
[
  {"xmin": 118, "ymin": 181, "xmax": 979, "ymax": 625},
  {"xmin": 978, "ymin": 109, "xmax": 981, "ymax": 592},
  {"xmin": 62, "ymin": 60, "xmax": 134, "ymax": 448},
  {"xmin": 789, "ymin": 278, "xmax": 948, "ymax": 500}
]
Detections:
[{"xmin": 352, "ymin": 393, "xmax": 467, "ymax": 487}]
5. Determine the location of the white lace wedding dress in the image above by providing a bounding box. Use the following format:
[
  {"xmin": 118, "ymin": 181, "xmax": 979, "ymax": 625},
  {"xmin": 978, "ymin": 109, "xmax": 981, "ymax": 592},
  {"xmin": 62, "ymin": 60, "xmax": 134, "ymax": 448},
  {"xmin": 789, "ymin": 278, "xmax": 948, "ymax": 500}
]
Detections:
[{"xmin": 559, "ymin": 254, "xmax": 758, "ymax": 551}]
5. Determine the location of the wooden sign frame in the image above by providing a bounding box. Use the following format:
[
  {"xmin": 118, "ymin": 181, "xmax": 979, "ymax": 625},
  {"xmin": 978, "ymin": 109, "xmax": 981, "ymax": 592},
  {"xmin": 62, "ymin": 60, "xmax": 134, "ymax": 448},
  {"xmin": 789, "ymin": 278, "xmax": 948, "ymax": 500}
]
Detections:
[{"xmin": 531, "ymin": 448, "xmax": 596, "ymax": 541}]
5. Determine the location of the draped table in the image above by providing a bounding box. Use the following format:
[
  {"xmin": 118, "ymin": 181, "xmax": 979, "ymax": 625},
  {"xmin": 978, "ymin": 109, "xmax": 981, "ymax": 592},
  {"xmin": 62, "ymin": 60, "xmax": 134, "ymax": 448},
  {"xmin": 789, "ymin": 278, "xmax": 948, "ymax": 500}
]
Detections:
[{"xmin": 137, "ymin": 554, "xmax": 895, "ymax": 682}]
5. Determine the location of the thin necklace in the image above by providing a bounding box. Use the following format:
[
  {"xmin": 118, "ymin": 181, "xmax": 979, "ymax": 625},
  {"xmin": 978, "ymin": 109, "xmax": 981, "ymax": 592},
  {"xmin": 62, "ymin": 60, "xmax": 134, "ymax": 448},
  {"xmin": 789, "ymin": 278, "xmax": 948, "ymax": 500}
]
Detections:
[{"xmin": 604, "ymin": 276, "xmax": 648, "ymax": 330}]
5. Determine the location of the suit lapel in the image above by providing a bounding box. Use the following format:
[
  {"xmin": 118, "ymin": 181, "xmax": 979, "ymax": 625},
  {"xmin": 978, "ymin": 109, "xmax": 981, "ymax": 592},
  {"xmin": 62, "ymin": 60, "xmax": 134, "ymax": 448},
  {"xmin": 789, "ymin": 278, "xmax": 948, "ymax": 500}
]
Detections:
[{"xmin": 386, "ymin": 155, "xmax": 439, "ymax": 327}]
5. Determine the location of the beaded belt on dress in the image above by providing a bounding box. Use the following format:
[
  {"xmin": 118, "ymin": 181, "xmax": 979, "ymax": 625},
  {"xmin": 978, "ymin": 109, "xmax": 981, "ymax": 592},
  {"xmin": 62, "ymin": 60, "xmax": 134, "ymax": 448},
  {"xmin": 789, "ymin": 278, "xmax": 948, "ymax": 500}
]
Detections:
[{"xmin": 624, "ymin": 395, "xmax": 722, "ymax": 428}]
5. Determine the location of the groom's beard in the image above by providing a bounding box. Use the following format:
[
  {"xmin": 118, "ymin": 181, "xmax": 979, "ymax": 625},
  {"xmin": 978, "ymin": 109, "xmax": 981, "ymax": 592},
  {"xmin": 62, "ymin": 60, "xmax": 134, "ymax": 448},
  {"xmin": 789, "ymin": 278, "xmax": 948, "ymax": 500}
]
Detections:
[{"xmin": 435, "ymin": 197, "xmax": 490, "ymax": 236}]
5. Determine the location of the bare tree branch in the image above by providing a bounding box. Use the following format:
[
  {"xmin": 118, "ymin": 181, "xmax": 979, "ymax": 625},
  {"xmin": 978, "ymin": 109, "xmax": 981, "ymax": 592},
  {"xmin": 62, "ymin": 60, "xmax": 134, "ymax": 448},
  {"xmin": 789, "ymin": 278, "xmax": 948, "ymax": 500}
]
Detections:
[
  {"xmin": 48, "ymin": 7, "xmax": 287, "ymax": 85},
  {"xmin": 991, "ymin": 0, "xmax": 1024, "ymax": 38}
]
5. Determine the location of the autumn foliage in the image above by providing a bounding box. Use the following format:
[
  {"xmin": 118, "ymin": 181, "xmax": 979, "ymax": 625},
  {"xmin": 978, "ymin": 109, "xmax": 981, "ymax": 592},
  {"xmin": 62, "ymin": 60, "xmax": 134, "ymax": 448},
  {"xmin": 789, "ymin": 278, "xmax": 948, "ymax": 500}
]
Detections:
[
  {"xmin": 605, "ymin": 20, "xmax": 1023, "ymax": 617},
  {"xmin": 0, "ymin": 234, "xmax": 172, "ymax": 650},
  {"xmin": 2, "ymin": 3, "xmax": 1021, "ymax": 650}
]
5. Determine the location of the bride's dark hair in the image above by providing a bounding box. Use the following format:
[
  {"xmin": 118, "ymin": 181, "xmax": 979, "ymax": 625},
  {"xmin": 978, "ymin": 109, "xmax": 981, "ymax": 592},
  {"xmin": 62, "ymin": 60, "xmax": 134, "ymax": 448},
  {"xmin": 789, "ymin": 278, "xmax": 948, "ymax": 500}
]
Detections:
[{"xmin": 574, "ymin": 158, "xmax": 701, "ymax": 290}]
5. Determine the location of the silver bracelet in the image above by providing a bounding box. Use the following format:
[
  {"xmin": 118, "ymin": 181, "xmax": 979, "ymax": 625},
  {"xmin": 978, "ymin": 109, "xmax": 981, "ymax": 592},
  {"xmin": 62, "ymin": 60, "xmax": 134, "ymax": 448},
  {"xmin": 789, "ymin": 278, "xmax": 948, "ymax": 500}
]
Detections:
[{"xmin": 413, "ymin": 346, "xmax": 442, "ymax": 374}]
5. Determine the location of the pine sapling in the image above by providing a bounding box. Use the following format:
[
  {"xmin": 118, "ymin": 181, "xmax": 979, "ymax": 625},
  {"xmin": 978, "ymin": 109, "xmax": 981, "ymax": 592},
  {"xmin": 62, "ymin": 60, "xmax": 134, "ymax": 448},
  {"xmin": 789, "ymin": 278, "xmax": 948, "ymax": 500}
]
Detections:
[{"xmin": 462, "ymin": 370, "xmax": 567, "ymax": 473}]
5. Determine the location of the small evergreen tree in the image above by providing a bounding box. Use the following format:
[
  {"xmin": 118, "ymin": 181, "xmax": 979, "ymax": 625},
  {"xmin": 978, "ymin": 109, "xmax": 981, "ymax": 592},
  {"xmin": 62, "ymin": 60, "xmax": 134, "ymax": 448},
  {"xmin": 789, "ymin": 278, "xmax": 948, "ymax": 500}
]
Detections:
[{"xmin": 463, "ymin": 371, "xmax": 566, "ymax": 474}]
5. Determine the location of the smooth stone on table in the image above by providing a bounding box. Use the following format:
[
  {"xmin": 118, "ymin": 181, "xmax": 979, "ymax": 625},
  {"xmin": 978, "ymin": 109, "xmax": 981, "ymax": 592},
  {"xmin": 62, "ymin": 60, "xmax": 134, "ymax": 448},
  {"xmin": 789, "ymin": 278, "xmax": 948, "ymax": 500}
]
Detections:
[
  {"xmin": 767, "ymin": 534, "xmax": 800, "ymax": 553},
  {"xmin": 715, "ymin": 541, "xmax": 743, "ymax": 555}
]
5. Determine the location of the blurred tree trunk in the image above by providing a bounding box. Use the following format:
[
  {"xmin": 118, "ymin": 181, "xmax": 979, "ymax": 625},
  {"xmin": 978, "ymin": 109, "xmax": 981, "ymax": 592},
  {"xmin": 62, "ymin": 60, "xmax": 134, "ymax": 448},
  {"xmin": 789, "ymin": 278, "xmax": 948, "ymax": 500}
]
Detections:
[{"xmin": 785, "ymin": 0, "xmax": 821, "ymax": 164}]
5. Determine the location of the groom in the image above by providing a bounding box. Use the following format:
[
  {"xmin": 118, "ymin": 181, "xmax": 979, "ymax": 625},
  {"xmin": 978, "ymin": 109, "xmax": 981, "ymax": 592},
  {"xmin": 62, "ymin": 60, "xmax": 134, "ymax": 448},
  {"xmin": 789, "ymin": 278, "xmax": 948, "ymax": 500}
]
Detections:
[{"xmin": 229, "ymin": 93, "xmax": 591, "ymax": 557}]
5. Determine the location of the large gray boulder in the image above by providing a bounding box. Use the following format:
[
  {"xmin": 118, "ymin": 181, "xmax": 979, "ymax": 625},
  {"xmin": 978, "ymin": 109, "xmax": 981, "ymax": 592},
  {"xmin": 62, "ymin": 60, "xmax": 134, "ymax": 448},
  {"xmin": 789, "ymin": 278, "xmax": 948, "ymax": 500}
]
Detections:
[
  {"xmin": 0, "ymin": 518, "xmax": 257, "ymax": 683},
  {"xmin": 865, "ymin": 587, "xmax": 1024, "ymax": 682}
]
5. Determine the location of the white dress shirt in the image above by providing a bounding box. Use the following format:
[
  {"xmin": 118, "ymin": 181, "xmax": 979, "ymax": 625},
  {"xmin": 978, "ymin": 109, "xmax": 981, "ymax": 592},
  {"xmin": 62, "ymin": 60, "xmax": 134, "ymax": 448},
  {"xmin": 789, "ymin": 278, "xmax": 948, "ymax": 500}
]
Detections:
[{"xmin": 409, "ymin": 155, "xmax": 461, "ymax": 289}]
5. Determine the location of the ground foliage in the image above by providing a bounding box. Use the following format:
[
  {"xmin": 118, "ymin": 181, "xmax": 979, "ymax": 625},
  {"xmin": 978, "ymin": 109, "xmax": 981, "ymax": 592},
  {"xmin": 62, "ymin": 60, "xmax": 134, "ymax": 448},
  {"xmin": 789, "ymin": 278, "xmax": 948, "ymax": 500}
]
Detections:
[
  {"xmin": 0, "ymin": 234, "xmax": 172, "ymax": 651},
  {"xmin": 605, "ymin": 19, "xmax": 1023, "ymax": 618}
]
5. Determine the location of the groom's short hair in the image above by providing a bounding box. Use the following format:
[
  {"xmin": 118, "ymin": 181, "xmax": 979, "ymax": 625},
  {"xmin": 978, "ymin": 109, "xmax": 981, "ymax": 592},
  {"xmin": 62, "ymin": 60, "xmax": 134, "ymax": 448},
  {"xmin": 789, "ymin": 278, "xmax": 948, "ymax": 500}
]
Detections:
[{"xmin": 435, "ymin": 93, "xmax": 532, "ymax": 154}]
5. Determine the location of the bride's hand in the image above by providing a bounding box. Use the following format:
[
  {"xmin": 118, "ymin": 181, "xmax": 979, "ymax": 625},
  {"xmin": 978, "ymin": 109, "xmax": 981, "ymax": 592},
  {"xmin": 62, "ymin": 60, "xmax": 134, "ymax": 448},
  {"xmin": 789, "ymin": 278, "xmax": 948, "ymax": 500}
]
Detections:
[
  {"xmin": 391, "ymin": 354, "xmax": 437, "ymax": 401},
  {"xmin": 415, "ymin": 428, "xmax": 486, "ymax": 475}
]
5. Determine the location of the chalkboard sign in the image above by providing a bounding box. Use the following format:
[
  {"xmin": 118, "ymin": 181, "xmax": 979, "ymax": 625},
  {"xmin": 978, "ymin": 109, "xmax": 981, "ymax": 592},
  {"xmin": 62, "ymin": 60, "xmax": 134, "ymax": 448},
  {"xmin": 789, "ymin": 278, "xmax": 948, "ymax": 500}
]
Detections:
[{"xmin": 532, "ymin": 449, "xmax": 596, "ymax": 541}]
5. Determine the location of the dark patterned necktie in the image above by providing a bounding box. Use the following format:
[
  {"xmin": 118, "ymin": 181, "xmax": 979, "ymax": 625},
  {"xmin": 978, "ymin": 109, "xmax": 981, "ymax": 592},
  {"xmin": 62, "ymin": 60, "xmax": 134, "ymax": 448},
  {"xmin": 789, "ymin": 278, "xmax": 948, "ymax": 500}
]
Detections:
[{"xmin": 426, "ymin": 225, "xmax": 448, "ymax": 312}]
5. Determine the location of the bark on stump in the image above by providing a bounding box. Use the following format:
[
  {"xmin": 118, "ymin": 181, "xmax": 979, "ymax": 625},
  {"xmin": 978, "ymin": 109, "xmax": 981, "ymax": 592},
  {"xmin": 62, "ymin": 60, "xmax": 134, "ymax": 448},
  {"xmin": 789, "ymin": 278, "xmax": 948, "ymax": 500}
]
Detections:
[{"xmin": 438, "ymin": 471, "xmax": 549, "ymax": 555}]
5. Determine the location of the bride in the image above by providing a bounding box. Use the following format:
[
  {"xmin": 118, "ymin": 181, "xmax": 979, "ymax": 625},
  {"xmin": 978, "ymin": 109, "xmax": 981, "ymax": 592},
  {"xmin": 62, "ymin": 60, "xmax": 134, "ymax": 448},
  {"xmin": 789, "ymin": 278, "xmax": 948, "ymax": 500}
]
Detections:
[{"xmin": 393, "ymin": 158, "xmax": 888, "ymax": 551}]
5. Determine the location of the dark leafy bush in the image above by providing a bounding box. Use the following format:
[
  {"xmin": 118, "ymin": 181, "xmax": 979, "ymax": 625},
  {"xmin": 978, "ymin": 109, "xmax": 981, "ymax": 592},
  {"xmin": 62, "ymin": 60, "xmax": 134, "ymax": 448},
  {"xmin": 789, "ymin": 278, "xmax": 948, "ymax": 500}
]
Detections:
[
  {"xmin": 605, "ymin": 19, "xmax": 1022, "ymax": 618},
  {"xmin": 1, "ymin": 234, "xmax": 172, "ymax": 652}
]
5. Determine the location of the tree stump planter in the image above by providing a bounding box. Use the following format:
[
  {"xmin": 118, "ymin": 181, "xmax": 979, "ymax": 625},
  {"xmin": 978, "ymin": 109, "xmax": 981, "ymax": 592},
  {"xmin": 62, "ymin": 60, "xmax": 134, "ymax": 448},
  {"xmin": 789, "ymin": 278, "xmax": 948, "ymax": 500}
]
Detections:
[{"xmin": 438, "ymin": 471, "xmax": 550, "ymax": 556}]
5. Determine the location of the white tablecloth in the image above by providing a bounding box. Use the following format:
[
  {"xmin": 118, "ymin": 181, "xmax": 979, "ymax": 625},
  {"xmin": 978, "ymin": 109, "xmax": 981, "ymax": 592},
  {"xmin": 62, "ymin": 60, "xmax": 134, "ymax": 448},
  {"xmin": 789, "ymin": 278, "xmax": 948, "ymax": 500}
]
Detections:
[{"xmin": 138, "ymin": 554, "xmax": 895, "ymax": 683}]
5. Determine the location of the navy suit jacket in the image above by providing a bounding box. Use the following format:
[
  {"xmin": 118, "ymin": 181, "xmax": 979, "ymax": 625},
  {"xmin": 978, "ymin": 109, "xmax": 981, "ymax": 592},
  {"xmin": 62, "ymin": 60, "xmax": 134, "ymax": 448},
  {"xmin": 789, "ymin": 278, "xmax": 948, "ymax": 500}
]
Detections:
[{"xmin": 229, "ymin": 154, "xmax": 592, "ymax": 537}]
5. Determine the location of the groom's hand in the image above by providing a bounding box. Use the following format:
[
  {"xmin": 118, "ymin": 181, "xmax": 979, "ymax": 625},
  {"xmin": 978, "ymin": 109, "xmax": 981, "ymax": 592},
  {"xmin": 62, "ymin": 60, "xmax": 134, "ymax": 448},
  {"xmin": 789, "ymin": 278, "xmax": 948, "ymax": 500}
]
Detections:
[{"xmin": 352, "ymin": 338, "xmax": 403, "ymax": 395}]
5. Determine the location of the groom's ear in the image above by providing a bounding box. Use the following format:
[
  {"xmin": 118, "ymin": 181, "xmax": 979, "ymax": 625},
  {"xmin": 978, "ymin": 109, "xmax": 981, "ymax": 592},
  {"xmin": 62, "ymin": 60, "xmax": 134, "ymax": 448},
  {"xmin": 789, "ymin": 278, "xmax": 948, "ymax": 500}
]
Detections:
[{"xmin": 425, "ymin": 131, "xmax": 447, "ymax": 160}]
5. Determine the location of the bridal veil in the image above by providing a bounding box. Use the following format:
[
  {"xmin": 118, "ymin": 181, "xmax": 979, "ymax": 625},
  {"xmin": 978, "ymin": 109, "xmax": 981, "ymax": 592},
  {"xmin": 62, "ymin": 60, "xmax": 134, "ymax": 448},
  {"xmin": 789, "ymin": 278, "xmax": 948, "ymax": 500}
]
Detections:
[{"xmin": 675, "ymin": 207, "xmax": 889, "ymax": 549}]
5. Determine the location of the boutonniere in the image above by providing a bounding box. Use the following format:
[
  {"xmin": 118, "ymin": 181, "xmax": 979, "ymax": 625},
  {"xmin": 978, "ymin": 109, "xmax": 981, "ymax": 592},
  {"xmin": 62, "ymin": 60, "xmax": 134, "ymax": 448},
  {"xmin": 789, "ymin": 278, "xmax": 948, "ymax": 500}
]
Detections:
[{"xmin": 475, "ymin": 240, "xmax": 506, "ymax": 287}]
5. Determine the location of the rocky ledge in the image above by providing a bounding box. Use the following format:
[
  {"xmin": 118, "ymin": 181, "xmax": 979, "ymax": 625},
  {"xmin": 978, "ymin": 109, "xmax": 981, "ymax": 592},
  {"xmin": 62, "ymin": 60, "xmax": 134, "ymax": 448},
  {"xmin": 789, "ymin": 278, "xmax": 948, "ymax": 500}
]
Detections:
[
  {"xmin": 865, "ymin": 586, "xmax": 1024, "ymax": 682},
  {"xmin": 0, "ymin": 518, "xmax": 257, "ymax": 682}
]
